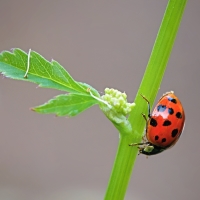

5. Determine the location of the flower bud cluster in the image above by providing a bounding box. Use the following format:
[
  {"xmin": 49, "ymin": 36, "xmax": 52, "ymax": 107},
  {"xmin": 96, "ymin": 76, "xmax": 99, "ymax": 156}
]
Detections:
[{"xmin": 101, "ymin": 88, "xmax": 135, "ymax": 115}]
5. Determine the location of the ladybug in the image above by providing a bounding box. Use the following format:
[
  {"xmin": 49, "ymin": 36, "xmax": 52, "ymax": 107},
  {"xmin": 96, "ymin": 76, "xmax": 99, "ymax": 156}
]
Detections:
[{"xmin": 130, "ymin": 91, "xmax": 185, "ymax": 156}]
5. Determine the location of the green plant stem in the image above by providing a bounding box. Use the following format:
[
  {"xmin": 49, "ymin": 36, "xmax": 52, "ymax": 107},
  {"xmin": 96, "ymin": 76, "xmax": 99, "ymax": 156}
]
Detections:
[{"xmin": 104, "ymin": 0, "xmax": 188, "ymax": 199}]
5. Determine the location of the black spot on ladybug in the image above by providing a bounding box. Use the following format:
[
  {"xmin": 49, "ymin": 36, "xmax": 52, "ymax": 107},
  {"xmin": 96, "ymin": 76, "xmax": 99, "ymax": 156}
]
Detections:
[
  {"xmin": 176, "ymin": 112, "xmax": 182, "ymax": 119},
  {"xmin": 150, "ymin": 118, "xmax": 157, "ymax": 127},
  {"xmin": 163, "ymin": 120, "xmax": 171, "ymax": 126},
  {"xmin": 157, "ymin": 105, "xmax": 166, "ymax": 112},
  {"xmin": 161, "ymin": 138, "xmax": 166, "ymax": 143},
  {"xmin": 168, "ymin": 97, "xmax": 177, "ymax": 104},
  {"xmin": 168, "ymin": 108, "xmax": 174, "ymax": 115},
  {"xmin": 171, "ymin": 129, "xmax": 178, "ymax": 137},
  {"xmin": 155, "ymin": 135, "xmax": 159, "ymax": 140}
]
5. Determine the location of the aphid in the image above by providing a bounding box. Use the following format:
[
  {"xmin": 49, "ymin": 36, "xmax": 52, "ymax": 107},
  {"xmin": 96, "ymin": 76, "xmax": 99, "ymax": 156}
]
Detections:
[{"xmin": 130, "ymin": 91, "xmax": 185, "ymax": 156}]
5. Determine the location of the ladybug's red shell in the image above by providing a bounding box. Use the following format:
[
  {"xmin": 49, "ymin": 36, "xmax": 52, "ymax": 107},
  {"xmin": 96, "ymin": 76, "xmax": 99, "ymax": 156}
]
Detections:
[{"xmin": 146, "ymin": 92, "xmax": 185, "ymax": 149}]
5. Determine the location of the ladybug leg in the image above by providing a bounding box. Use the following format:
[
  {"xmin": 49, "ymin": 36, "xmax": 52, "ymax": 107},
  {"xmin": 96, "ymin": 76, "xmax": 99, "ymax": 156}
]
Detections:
[
  {"xmin": 140, "ymin": 94, "xmax": 151, "ymax": 118},
  {"xmin": 141, "ymin": 113, "xmax": 148, "ymax": 123},
  {"xmin": 142, "ymin": 135, "xmax": 147, "ymax": 143},
  {"xmin": 129, "ymin": 95, "xmax": 152, "ymax": 151},
  {"xmin": 128, "ymin": 144, "xmax": 143, "ymax": 155},
  {"xmin": 129, "ymin": 143, "xmax": 150, "ymax": 157},
  {"xmin": 129, "ymin": 142, "xmax": 149, "ymax": 146}
]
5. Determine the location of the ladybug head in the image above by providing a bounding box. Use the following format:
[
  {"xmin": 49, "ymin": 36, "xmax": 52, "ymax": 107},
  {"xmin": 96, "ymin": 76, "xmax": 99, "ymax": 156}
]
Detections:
[{"xmin": 140, "ymin": 143, "xmax": 165, "ymax": 156}]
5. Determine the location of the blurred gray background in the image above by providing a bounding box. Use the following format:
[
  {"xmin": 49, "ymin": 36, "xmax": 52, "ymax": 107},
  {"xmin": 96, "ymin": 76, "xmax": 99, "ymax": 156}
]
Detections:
[{"xmin": 0, "ymin": 0, "xmax": 199, "ymax": 199}]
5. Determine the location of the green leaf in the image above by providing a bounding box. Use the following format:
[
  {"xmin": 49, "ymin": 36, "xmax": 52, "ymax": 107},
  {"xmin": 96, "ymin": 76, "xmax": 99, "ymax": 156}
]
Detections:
[
  {"xmin": 32, "ymin": 93, "xmax": 99, "ymax": 117},
  {"xmin": 0, "ymin": 48, "xmax": 99, "ymax": 96}
]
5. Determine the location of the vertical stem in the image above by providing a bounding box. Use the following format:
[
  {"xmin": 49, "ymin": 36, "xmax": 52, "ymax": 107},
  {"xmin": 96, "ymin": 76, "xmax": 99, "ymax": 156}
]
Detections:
[
  {"xmin": 104, "ymin": 0, "xmax": 188, "ymax": 199},
  {"xmin": 105, "ymin": 135, "xmax": 137, "ymax": 200}
]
